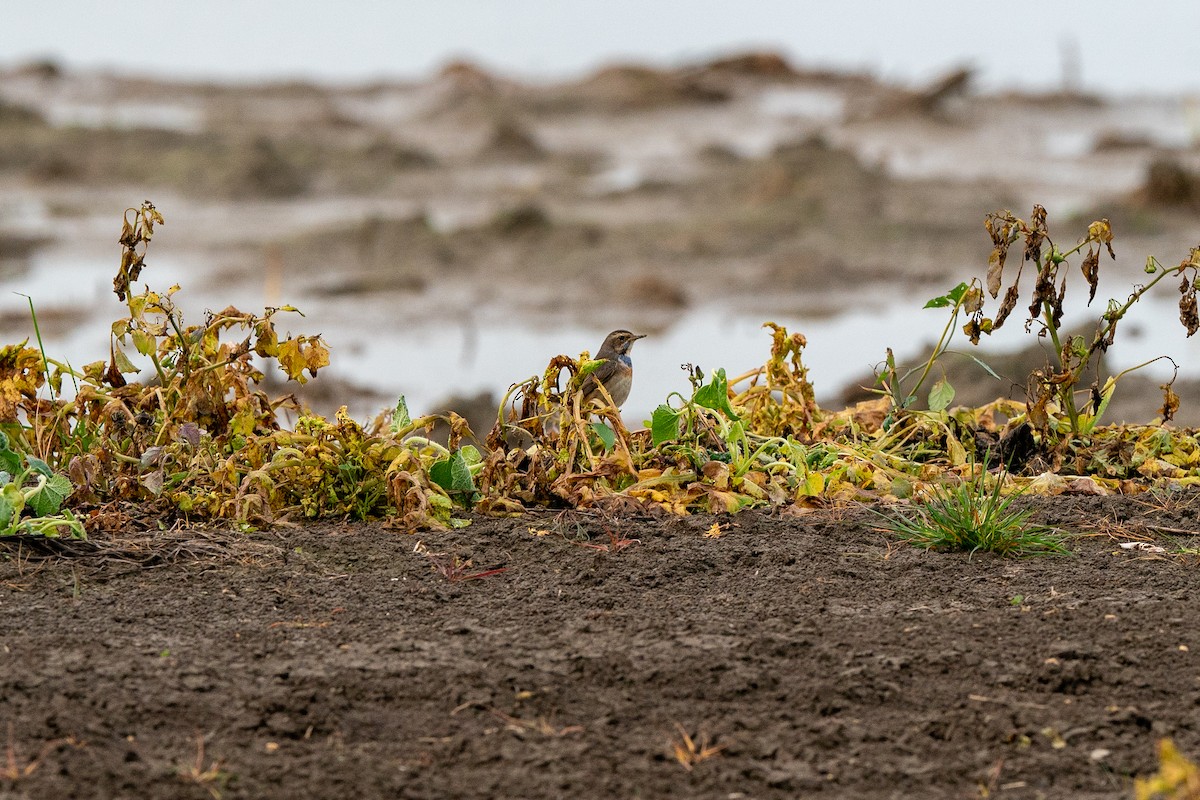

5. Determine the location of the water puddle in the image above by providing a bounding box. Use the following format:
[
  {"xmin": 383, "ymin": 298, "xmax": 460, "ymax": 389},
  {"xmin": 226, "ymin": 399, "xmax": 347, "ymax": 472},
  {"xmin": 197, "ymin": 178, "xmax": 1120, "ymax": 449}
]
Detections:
[{"xmin": 7, "ymin": 247, "xmax": 1198, "ymax": 424}]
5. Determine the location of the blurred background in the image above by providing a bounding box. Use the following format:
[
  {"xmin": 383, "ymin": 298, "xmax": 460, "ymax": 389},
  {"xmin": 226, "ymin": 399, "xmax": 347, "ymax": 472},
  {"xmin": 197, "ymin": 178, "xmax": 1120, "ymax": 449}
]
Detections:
[{"xmin": 2, "ymin": 1, "xmax": 1200, "ymax": 430}]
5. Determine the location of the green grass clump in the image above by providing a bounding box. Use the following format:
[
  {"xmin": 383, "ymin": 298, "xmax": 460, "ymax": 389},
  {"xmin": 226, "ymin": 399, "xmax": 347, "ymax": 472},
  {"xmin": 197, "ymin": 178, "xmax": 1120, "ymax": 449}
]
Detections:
[{"xmin": 882, "ymin": 466, "xmax": 1066, "ymax": 557}]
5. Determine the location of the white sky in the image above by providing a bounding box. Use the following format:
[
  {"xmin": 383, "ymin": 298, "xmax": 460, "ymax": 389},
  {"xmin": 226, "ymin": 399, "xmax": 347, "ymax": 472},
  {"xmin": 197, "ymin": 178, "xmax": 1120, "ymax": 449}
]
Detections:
[{"xmin": 3, "ymin": 1, "xmax": 1199, "ymax": 94}]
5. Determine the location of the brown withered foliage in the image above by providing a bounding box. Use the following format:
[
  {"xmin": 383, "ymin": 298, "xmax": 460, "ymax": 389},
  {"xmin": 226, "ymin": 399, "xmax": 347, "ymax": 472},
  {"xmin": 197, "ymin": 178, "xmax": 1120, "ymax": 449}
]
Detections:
[
  {"xmin": 113, "ymin": 201, "xmax": 163, "ymax": 302},
  {"xmin": 1160, "ymin": 381, "xmax": 1181, "ymax": 424},
  {"xmin": 733, "ymin": 322, "xmax": 820, "ymax": 439},
  {"xmin": 1179, "ymin": 279, "xmax": 1198, "ymax": 335},
  {"xmin": 972, "ymin": 207, "xmax": 1198, "ymax": 437}
]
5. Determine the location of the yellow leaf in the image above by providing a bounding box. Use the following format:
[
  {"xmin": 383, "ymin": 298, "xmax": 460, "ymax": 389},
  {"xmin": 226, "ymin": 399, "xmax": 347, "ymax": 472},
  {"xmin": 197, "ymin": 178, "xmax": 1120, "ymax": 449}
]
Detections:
[
  {"xmin": 277, "ymin": 336, "xmax": 330, "ymax": 384},
  {"xmin": 254, "ymin": 319, "xmax": 280, "ymax": 358},
  {"xmin": 703, "ymin": 522, "xmax": 724, "ymax": 539},
  {"xmin": 0, "ymin": 342, "xmax": 43, "ymax": 421},
  {"xmin": 798, "ymin": 471, "xmax": 824, "ymax": 497}
]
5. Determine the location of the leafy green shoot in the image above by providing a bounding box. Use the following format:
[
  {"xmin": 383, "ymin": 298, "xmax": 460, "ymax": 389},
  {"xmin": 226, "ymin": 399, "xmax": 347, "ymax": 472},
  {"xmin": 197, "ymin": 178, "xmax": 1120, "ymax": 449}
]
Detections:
[{"xmin": 879, "ymin": 464, "xmax": 1066, "ymax": 557}]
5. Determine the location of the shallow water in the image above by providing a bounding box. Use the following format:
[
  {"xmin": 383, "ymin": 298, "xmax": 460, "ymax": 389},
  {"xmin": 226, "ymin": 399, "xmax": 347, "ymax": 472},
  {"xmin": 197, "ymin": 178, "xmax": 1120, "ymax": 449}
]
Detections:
[{"xmin": 8, "ymin": 246, "xmax": 1196, "ymax": 425}]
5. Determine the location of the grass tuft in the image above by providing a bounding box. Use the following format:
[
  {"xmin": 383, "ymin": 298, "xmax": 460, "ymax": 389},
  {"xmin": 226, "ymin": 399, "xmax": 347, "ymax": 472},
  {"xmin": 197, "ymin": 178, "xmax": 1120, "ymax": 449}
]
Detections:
[{"xmin": 880, "ymin": 465, "xmax": 1066, "ymax": 557}]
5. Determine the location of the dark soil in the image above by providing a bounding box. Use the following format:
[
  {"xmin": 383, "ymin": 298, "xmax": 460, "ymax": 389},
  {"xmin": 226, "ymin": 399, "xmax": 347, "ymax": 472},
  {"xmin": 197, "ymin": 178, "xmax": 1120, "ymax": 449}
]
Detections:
[{"xmin": 2, "ymin": 497, "xmax": 1198, "ymax": 799}]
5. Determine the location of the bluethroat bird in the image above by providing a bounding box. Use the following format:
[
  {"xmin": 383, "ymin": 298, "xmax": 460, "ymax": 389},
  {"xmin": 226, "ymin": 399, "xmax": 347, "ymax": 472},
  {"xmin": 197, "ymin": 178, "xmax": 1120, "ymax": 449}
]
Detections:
[{"xmin": 580, "ymin": 329, "xmax": 646, "ymax": 409}]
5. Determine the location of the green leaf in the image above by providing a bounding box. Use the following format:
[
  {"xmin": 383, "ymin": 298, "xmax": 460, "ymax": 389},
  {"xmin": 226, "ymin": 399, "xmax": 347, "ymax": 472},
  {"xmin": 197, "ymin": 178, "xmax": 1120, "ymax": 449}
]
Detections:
[
  {"xmin": 0, "ymin": 449, "xmax": 20, "ymax": 477},
  {"xmin": 948, "ymin": 351, "xmax": 1002, "ymax": 381},
  {"xmin": 392, "ymin": 396, "xmax": 411, "ymax": 432},
  {"xmin": 112, "ymin": 342, "xmax": 139, "ymax": 374},
  {"xmin": 449, "ymin": 450, "xmax": 474, "ymax": 494},
  {"xmin": 650, "ymin": 405, "xmax": 681, "ymax": 446},
  {"xmin": 928, "ymin": 378, "xmax": 955, "ymax": 412},
  {"xmin": 25, "ymin": 456, "xmax": 53, "ymax": 478},
  {"xmin": 26, "ymin": 474, "xmax": 71, "ymax": 517},
  {"xmin": 131, "ymin": 328, "xmax": 156, "ymax": 357},
  {"xmin": 577, "ymin": 358, "xmax": 604, "ymax": 380},
  {"xmin": 458, "ymin": 445, "xmax": 482, "ymax": 468},
  {"xmin": 0, "ymin": 431, "xmax": 9, "ymax": 451},
  {"xmin": 430, "ymin": 450, "xmax": 477, "ymax": 507},
  {"xmin": 694, "ymin": 368, "xmax": 740, "ymax": 420},
  {"xmin": 590, "ymin": 422, "xmax": 616, "ymax": 451},
  {"xmin": 429, "ymin": 458, "xmax": 453, "ymax": 493},
  {"xmin": 924, "ymin": 282, "xmax": 970, "ymax": 309}
]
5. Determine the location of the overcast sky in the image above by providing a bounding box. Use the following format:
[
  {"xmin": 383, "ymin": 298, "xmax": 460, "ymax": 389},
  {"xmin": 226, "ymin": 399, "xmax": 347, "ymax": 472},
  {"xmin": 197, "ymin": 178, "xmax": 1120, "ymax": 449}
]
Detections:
[{"xmin": 4, "ymin": 1, "xmax": 1198, "ymax": 94}]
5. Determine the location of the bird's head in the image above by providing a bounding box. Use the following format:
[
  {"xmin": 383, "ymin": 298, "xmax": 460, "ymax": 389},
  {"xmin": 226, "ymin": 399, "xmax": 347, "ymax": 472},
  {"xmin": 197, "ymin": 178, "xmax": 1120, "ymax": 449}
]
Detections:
[{"xmin": 598, "ymin": 329, "xmax": 646, "ymax": 357}]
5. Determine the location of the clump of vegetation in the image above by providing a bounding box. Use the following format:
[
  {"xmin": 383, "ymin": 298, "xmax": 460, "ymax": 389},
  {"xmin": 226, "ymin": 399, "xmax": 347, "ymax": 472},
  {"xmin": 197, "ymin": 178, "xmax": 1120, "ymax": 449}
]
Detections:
[
  {"xmin": 878, "ymin": 462, "xmax": 1065, "ymax": 556},
  {"xmin": 1, "ymin": 202, "xmax": 481, "ymax": 530},
  {"xmin": 0, "ymin": 432, "xmax": 82, "ymax": 539},
  {"xmin": 0, "ymin": 201, "xmax": 1198, "ymax": 542},
  {"xmin": 975, "ymin": 205, "xmax": 1197, "ymax": 437}
]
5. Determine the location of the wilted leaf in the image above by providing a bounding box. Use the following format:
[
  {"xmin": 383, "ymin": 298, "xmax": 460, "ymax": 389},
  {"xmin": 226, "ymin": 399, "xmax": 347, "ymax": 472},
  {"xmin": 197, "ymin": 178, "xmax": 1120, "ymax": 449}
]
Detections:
[
  {"xmin": 179, "ymin": 422, "xmax": 202, "ymax": 449},
  {"xmin": 994, "ymin": 283, "xmax": 1021, "ymax": 330},
  {"xmin": 798, "ymin": 471, "xmax": 825, "ymax": 497},
  {"xmin": 986, "ymin": 249, "xmax": 1004, "ymax": 298},
  {"xmin": 1179, "ymin": 276, "xmax": 1199, "ymax": 336},
  {"xmin": 1080, "ymin": 248, "xmax": 1100, "ymax": 305},
  {"xmin": 1160, "ymin": 382, "xmax": 1181, "ymax": 423},
  {"xmin": 253, "ymin": 319, "xmax": 280, "ymax": 357},
  {"xmin": 140, "ymin": 469, "xmax": 164, "ymax": 497},
  {"xmin": 0, "ymin": 342, "xmax": 45, "ymax": 422},
  {"xmin": 962, "ymin": 283, "xmax": 984, "ymax": 313},
  {"xmin": 1134, "ymin": 739, "xmax": 1200, "ymax": 800},
  {"xmin": 963, "ymin": 317, "xmax": 982, "ymax": 345},
  {"xmin": 1088, "ymin": 218, "xmax": 1115, "ymax": 260},
  {"xmin": 1024, "ymin": 204, "xmax": 1047, "ymax": 264},
  {"xmin": 277, "ymin": 336, "xmax": 330, "ymax": 383}
]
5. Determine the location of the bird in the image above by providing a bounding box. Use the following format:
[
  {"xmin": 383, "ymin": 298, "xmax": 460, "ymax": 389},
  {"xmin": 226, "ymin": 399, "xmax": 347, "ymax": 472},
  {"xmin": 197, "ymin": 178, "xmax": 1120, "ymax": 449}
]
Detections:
[{"xmin": 579, "ymin": 329, "xmax": 646, "ymax": 409}]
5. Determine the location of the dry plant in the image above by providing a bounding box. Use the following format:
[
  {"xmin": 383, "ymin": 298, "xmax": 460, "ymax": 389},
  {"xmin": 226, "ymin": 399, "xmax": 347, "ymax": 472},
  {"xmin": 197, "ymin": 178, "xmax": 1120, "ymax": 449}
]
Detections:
[
  {"xmin": 486, "ymin": 708, "xmax": 584, "ymax": 738},
  {"xmin": 176, "ymin": 733, "xmax": 230, "ymax": 800},
  {"xmin": 412, "ymin": 540, "xmax": 507, "ymax": 582},
  {"xmin": 2, "ymin": 722, "xmax": 80, "ymax": 782},
  {"xmin": 669, "ymin": 722, "xmax": 726, "ymax": 771}
]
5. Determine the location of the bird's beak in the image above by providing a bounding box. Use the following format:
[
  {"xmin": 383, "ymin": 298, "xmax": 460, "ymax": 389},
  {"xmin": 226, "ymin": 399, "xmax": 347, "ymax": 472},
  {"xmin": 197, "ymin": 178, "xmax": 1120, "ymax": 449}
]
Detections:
[{"xmin": 633, "ymin": 333, "xmax": 647, "ymax": 340}]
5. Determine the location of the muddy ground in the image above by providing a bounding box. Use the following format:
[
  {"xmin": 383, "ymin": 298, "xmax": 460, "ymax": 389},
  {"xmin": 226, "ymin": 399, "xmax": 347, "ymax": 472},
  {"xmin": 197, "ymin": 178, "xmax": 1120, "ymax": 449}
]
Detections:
[{"xmin": 1, "ymin": 497, "xmax": 1197, "ymax": 799}]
